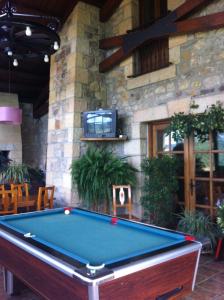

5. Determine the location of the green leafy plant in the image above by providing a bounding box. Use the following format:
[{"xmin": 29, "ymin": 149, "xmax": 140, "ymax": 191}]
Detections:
[
  {"xmin": 71, "ymin": 146, "xmax": 137, "ymax": 211},
  {"xmin": 0, "ymin": 152, "xmax": 11, "ymax": 173},
  {"xmin": 217, "ymin": 204, "xmax": 224, "ymax": 234},
  {"xmin": 166, "ymin": 102, "xmax": 224, "ymax": 142},
  {"xmin": 177, "ymin": 210, "xmax": 216, "ymax": 244},
  {"xmin": 140, "ymin": 155, "xmax": 178, "ymax": 227},
  {"xmin": 1, "ymin": 163, "xmax": 30, "ymax": 184}
]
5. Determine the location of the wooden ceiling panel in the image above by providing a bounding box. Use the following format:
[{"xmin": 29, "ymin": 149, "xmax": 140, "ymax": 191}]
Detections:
[{"xmin": 0, "ymin": 0, "xmax": 107, "ymax": 117}]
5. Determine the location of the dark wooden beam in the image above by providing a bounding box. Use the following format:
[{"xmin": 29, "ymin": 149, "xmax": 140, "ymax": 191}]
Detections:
[
  {"xmin": 0, "ymin": 69, "xmax": 48, "ymax": 85},
  {"xmin": 33, "ymin": 101, "xmax": 49, "ymax": 118},
  {"xmin": 100, "ymin": 0, "xmax": 123, "ymax": 22},
  {"xmin": 0, "ymin": 82, "xmax": 41, "ymax": 94},
  {"xmin": 99, "ymin": 0, "xmax": 217, "ymax": 72},
  {"xmin": 34, "ymin": 85, "xmax": 49, "ymax": 110},
  {"xmin": 99, "ymin": 35, "xmax": 124, "ymax": 49},
  {"xmin": 176, "ymin": 11, "xmax": 224, "ymax": 33}
]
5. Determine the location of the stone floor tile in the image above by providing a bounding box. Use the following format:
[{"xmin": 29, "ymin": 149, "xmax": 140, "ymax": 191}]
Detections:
[{"xmin": 198, "ymin": 278, "xmax": 224, "ymax": 295}]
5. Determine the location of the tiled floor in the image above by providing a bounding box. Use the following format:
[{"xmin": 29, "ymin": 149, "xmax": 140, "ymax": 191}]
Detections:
[{"xmin": 0, "ymin": 255, "xmax": 224, "ymax": 299}]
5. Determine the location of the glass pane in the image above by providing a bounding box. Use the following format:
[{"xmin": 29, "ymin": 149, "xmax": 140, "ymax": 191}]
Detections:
[
  {"xmin": 212, "ymin": 154, "xmax": 224, "ymax": 178},
  {"xmin": 174, "ymin": 154, "xmax": 184, "ymax": 176},
  {"xmin": 213, "ymin": 132, "xmax": 224, "ymax": 150},
  {"xmin": 213, "ymin": 182, "xmax": 224, "ymax": 207},
  {"xmin": 172, "ymin": 140, "xmax": 184, "ymax": 152},
  {"xmin": 195, "ymin": 154, "xmax": 210, "ymax": 177},
  {"xmin": 194, "ymin": 136, "xmax": 209, "ymax": 151},
  {"xmin": 195, "ymin": 207, "xmax": 211, "ymax": 216},
  {"xmin": 195, "ymin": 181, "xmax": 210, "ymax": 205},
  {"xmin": 157, "ymin": 130, "xmax": 169, "ymax": 152}
]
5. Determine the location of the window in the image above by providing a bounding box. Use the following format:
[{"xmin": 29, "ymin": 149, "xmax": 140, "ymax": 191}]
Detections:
[{"xmin": 135, "ymin": 0, "xmax": 169, "ymax": 75}]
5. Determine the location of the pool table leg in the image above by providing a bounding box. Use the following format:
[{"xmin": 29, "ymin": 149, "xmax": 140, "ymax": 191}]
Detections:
[
  {"xmin": 88, "ymin": 284, "xmax": 99, "ymax": 300},
  {"xmin": 3, "ymin": 269, "xmax": 14, "ymax": 295}
]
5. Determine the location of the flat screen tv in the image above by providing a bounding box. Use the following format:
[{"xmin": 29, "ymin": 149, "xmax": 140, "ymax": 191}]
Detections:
[{"xmin": 83, "ymin": 109, "xmax": 117, "ymax": 138}]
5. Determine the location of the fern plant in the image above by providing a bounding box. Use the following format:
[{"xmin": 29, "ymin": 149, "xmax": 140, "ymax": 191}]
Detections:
[
  {"xmin": 140, "ymin": 156, "xmax": 178, "ymax": 227},
  {"xmin": 177, "ymin": 210, "xmax": 216, "ymax": 244},
  {"xmin": 217, "ymin": 204, "xmax": 224, "ymax": 234},
  {"xmin": 1, "ymin": 163, "xmax": 30, "ymax": 184},
  {"xmin": 71, "ymin": 146, "xmax": 137, "ymax": 211}
]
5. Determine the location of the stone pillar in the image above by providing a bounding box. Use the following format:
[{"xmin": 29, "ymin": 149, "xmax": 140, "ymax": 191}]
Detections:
[{"xmin": 47, "ymin": 2, "xmax": 104, "ymax": 206}]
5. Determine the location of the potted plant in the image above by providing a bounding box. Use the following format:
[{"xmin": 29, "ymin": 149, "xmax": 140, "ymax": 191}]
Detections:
[
  {"xmin": 0, "ymin": 163, "xmax": 30, "ymax": 184},
  {"xmin": 70, "ymin": 146, "xmax": 137, "ymax": 212},
  {"xmin": 217, "ymin": 203, "xmax": 224, "ymax": 234},
  {"xmin": 0, "ymin": 152, "xmax": 11, "ymax": 173},
  {"xmin": 177, "ymin": 210, "xmax": 216, "ymax": 252},
  {"xmin": 140, "ymin": 155, "xmax": 178, "ymax": 227},
  {"xmin": 166, "ymin": 102, "xmax": 224, "ymax": 143}
]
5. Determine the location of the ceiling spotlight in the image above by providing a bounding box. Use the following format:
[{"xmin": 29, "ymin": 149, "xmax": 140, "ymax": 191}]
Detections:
[
  {"xmin": 53, "ymin": 41, "xmax": 59, "ymax": 50},
  {"xmin": 44, "ymin": 54, "xmax": 49, "ymax": 63},
  {"xmin": 25, "ymin": 26, "xmax": 32, "ymax": 36},
  {"xmin": 7, "ymin": 50, "xmax": 13, "ymax": 56},
  {"xmin": 13, "ymin": 58, "xmax": 18, "ymax": 67}
]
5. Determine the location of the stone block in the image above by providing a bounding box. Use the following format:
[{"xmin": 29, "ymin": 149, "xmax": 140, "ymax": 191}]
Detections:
[
  {"xmin": 73, "ymin": 143, "xmax": 81, "ymax": 158},
  {"xmin": 63, "ymin": 174, "xmax": 72, "ymax": 190},
  {"xmin": 127, "ymin": 65, "xmax": 176, "ymax": 90},
  {"xmin": 131, "ymin": 123, "xmax": 148, "ymax": 139},
  {"xmin": 64, "ymin": 113, "xmax": 74, "ymax": 128},
  {"xmin": 167, "ymin": 98, "xmax": 190, "ymax": 116},
  {"xmin": 168, "ymin": 0, "xmax": 185, "ymax": 11},
  {"xmin": 76, "ymin": 68, "xmax": 89, "ymax": 84},
  {"xmin": 134, "ymin": 105, "xmax": 168, "ymax": 123},
  {"xmin": 169, "ymin": 35, "xmax": 187, "ymax": 48},
  {"xmin": 64, "ymin": 143, "xmax": 73, "ymax": 158},
  {"xmin": 74, "ymin": 113, "xmax": 81, "ymax": 127},
  {"xmin": 169, "ymin": 46, "xmax": 180, "ymax": 64},
  {"xmin": 66, "ymin": 83, "xmax": 75, "ymax": 99},
  {"xmin": 118, "ymin": 19, "xmax": 133, "ymax": 35}
]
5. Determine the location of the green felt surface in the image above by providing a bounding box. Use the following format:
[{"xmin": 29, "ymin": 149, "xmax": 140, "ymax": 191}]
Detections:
[{"xmin": 5, "ymin": 211, "xmax": 182, "ymax": 265}]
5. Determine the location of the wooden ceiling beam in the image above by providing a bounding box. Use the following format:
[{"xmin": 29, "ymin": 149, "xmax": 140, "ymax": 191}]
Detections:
[{"xmin": 100, "ymin": 0, "xmax": 123, "ymax": 22}]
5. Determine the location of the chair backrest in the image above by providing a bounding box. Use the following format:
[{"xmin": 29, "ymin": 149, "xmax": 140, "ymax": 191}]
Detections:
[
  {"xmin": 0, "ymin": 184, "xmax": 5, "ymax": 193},
  {"xmin": 11, "ymin": 183, "xmax": 29, "ymax": 200},
  {"xmin": 37, "ymin": 186, "xmax": 55, "ymax": 211},
  {"xmin": 112, "ymin": 185, "xmax": 132, "ymax": 219},
  {"xmin": 0, "ymin": 189, "xmax": 17, "ymax": 215}
]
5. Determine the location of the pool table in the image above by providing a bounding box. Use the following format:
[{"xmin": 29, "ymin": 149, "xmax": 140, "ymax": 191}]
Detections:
[{"xmin": 0, "ymin": 208, "xmax": 201, "ymax": 300}]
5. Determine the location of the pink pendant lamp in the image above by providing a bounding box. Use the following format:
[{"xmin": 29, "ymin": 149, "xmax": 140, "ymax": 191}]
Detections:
[{"xmin": 0, "ymin": 106, "xmax": 22, "ymax": 125}]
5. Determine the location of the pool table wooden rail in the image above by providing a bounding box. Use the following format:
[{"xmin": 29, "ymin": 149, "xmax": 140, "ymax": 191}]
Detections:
[{"xmin": 0, "ymin": 229, "xmax": 201, "ymax": 300}]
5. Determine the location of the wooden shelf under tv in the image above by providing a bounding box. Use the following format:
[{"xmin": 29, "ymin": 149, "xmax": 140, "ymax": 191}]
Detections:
[{"xmin": 80, "ymin": 136, "xmax": 128, "ymax": 142}]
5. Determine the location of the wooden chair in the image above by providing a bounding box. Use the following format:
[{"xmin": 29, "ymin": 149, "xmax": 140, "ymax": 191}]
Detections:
[
  {"xmin": 112, "ymin": 185, "xmax": 132, "ymax": 219},
  {"xmin": 0, "ymin": 184, "xmax": 5, "ymax": 192},
  {"xmin": 0, "ymin": 189, "xmax": 17, "ymax": 215},
  {"xmin": 37, "ymin": 186, "xmax": 55, "ymax": 211},
  {"xmin": 11, "ymin": 183, "xmax": 35, "ymax": 211}
]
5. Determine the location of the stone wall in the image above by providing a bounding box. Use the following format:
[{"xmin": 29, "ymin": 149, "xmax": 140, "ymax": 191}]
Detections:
[
  {"xmin": 46, "ymin": 0, "xmax": 224, "ymax": 216},
  {"xmin": 102, "ymin": 0, "xmax": 224, "ymax": 215},
  {"xmin": 0, "ymin": 92, "xmax": 22, "ymax": 163},
  {"xmin": 21, "ymin": 103, "xmax": 48, "ymax": 171},
  {"xmin": 47, "ymin": 2, "xmax": 104, "ymax": 206}
]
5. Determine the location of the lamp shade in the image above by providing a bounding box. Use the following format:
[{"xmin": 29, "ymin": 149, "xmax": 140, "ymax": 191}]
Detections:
[{"xmin": 0, "ymin": 106, "xmax": 22, "ymax": 125}]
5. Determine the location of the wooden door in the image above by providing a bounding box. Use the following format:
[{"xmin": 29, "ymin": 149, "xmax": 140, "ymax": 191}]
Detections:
[
  {"xmin": 191, "ymin": 133, "xmax": 224, "ymax": 217},
  {"xmin": 149, "ymin": 123, "xmax": 224, "ymax": 217}
]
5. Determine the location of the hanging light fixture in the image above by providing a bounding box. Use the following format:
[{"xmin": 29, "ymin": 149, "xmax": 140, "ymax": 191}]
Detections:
[
  {"xmin": 0, "ymin": 46, "xmax": 22, "ymax": 125},
  {"xmin": 0, "ymin": 106, "xmax": 22, "ymax": 125},
  {"xmin": 0, "ymin": 0, "xmax": 61, "ymax": 65}
]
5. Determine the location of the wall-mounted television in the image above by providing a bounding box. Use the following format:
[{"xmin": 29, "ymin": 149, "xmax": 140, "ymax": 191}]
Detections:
[{"xmin": 82, "ymin": 109, "xmax": 117, "ymax": 138}]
